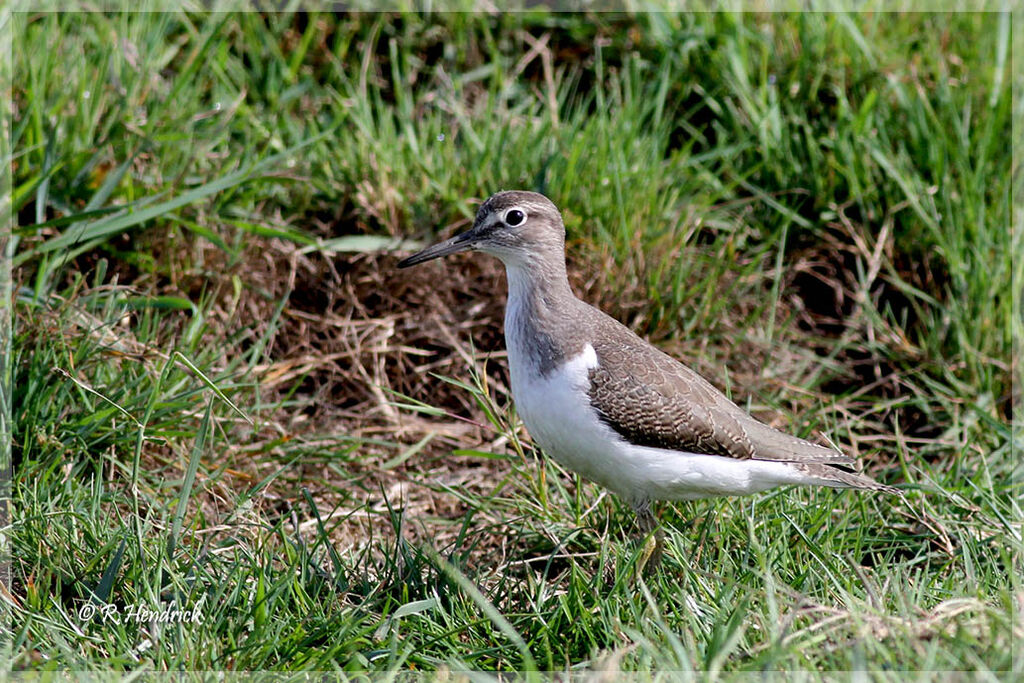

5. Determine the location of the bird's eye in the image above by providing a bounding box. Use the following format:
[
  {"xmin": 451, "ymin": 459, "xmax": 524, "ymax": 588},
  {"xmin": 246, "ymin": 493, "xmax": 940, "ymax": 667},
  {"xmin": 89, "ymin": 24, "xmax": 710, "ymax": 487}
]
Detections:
[{"xmin": 504, "ymin": 209, "xmax": 526, "ymax": 227}]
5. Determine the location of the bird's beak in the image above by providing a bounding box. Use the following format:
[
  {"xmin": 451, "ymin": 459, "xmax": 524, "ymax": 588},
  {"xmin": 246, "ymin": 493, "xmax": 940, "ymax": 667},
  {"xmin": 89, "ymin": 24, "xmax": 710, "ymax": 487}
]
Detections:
[{"xmin": 397, "ymin": 227, "xmax": 479, "ymax": 268}]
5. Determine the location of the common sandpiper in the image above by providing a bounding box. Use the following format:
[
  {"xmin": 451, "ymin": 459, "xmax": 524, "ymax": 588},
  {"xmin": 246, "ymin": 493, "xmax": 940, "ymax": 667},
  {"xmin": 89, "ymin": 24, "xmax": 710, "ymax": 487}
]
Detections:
[{"xmin": 398, "ymin": 191, "xmax": 896, "ymax": 562}]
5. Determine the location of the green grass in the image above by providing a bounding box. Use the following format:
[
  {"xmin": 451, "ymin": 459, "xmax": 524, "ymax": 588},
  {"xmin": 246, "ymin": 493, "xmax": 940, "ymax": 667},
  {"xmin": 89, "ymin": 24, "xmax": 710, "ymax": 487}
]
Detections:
[{"xmin": 6, "ymin": 7, "xmax": 1019, "ymax": 677}]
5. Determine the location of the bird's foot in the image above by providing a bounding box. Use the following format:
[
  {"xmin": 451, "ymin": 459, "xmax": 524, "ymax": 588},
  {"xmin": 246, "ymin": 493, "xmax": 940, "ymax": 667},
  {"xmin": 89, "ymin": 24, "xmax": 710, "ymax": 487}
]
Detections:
[
  {"xmin": 636, "ymin": 527, "xmax": 665, "ymax": 575},
  {"xmin": 634, "ymin": 504, "xmax": 665, "ymax": 576}
]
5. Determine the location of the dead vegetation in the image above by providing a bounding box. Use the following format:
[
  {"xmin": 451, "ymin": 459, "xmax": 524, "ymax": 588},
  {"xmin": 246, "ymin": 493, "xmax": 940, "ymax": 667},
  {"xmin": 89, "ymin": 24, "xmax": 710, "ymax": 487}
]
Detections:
[{"xmin": 208, "ymin": 237, "xmax": 525, "ymax": 560}]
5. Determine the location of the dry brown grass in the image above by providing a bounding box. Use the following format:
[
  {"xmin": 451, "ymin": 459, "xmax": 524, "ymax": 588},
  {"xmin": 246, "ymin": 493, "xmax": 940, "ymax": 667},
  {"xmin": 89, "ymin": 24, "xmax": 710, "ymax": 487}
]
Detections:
[{"xmin": 218, "ymin": 237, "xmax": 528, "ymax": 559}]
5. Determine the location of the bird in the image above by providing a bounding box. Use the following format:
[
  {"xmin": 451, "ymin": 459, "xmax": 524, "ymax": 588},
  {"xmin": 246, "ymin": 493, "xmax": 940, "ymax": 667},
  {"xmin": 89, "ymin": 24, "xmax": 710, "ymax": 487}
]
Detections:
[{"xmin": 397, "ymin": 190, "xmax": 896, "ymax": 566}]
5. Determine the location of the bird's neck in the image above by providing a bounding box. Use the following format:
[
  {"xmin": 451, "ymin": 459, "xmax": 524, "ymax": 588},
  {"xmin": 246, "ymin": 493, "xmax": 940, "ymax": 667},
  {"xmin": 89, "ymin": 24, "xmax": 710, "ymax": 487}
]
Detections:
[
  {"xmin": 503, "ymin": 255, "xmax": 580, "ymax": 378},
  {"xmin": 504, "ymin": 254, "xmax": 573, "ymax": 310}
]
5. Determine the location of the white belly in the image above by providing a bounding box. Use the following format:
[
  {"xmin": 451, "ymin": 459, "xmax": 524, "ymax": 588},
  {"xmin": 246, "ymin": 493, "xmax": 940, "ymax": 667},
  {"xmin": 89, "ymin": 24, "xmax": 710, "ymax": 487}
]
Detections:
[
  {"xmin": 508, "ymin": 344, "xmax": 823, "ymax": 505},
  {"xmin": 510, "ymin": 344, "xmax": 638, "ymax": 497}
]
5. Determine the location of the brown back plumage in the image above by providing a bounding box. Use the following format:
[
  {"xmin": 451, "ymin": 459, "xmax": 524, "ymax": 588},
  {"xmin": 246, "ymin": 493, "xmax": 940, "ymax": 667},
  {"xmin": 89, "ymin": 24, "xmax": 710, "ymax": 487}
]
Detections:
[{"xmin": 581, "ymin": 302, "xmax": 855, "ymax": 466}]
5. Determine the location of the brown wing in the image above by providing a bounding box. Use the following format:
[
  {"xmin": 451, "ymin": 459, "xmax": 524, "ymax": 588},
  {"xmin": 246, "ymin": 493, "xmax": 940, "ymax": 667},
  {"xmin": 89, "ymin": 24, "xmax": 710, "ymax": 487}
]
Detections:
[{"xmin": 586, "ymin": 328, "xmax": 855, "ymax": 466}]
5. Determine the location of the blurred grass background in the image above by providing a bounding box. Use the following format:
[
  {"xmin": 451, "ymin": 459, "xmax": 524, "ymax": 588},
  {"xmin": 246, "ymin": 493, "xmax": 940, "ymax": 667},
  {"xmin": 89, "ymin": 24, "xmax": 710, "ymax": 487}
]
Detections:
[{"xmin": 6, "ymin": 6, "xmax": 1019, "ymax": 675}]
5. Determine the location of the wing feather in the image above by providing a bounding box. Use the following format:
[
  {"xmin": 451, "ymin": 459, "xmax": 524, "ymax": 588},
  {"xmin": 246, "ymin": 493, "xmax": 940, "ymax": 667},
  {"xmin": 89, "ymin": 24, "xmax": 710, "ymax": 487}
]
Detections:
[{"xmin": 586, "ymin": 330, "xmax": 854, "ymax": 466}]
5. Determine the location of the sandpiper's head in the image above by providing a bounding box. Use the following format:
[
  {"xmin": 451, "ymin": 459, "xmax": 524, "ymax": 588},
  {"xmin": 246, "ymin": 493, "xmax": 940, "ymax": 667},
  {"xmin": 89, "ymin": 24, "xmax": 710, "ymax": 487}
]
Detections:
[{"xmin": 397, "ymin": 191, "xmax": 564, "ymax": 270}]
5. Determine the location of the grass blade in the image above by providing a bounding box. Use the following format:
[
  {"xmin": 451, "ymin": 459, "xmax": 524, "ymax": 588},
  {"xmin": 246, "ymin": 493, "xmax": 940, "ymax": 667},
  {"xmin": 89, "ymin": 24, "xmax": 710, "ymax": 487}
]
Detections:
[
  {"xmin": 93, "ymin": 538, "xmax": 126, "ymax": 604},
  {"xmin": 167, "ymin": 397, "xmax": 212, "ymax": 558},
  {"xmin": 173, "ymin": 351, "xmax": 252, "ymax": 425}
]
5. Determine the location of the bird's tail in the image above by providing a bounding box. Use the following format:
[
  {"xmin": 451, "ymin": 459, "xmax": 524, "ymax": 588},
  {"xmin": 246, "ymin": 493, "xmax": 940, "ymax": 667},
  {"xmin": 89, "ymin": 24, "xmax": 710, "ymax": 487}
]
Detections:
[{"xmin": 794, "ymin": 463, "xmax": 900, "ymax": 494}]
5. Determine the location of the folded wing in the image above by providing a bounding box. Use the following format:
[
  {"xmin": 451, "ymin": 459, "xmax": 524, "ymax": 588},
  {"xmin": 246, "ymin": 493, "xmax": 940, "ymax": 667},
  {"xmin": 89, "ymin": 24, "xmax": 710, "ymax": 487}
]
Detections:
[{"xmin": 587, "ymin": 332, "xmax": 855, "ymax": 467}]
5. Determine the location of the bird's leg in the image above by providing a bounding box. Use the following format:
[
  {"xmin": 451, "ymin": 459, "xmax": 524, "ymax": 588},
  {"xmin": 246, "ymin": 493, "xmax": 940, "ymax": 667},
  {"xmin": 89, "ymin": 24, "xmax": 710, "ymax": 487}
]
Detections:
[{"xmin": 634, "ymin": 502, "xmax": 665, "ymax": 575}]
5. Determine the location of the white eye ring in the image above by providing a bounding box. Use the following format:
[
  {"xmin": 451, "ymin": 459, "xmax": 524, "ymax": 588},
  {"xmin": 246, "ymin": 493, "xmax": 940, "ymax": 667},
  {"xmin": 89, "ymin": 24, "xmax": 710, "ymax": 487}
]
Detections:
[{"xmin": 504, "ymin": 208, "xmax": 527, "ymax": 227}]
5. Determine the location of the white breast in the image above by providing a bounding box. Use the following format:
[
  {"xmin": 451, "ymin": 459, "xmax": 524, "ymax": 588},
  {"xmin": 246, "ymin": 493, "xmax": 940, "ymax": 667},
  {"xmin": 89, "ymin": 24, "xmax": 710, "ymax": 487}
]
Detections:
[{"xmin": 508, "ymin": 342, "xmax": 640, "ymax": 496}]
